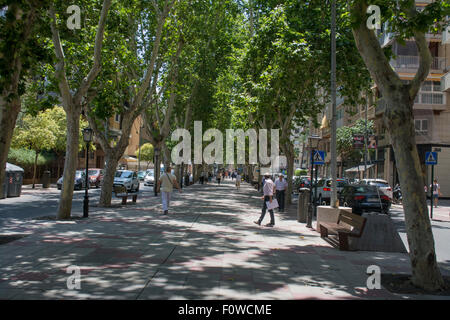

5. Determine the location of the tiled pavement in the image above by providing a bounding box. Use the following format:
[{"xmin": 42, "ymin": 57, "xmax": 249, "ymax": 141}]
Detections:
[{"xmin": 0, "ymin": 180, "xmax": 449, "ymax": 300}]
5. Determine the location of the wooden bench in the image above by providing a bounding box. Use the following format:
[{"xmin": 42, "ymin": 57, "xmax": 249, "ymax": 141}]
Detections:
[
  {"xmin": 319, "ymin": 211, "xmax": 367, "ymax": 251},
  {"xmin": 113, "ymin": 185, "xmax": 138, "ymax": 205}
]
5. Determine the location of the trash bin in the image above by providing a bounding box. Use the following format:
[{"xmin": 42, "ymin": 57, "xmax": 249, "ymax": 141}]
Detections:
[
  {"xmin": 297, "ymin": 188, "xmax": 310, "ymax": 223},
  {"xmin": 6, "ymin": 163, "xmax": 24, "ymax": 198},
  {"xmin": 42, "ymin": 170, "xmax": 51, "ymax": 189}
]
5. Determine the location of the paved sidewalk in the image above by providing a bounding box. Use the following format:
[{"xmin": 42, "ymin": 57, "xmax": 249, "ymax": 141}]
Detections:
[{"xmin": 0, "ymin": 179, "xmax": 449, "ymax": 300}]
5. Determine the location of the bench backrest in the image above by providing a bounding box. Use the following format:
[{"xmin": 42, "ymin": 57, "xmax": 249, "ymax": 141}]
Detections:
[
  {"xmin": 113, "ymin": 185, "xmax": 127, "ymax": 194},
  {"xmin": 337, "ymin": 211, "xmax": 366, "ymax": 236}
]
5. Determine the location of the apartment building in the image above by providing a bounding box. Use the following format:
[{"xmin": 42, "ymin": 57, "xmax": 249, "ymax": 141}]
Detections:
[
  {"xmin": 318, "ymin": 1, "xmax": 450, "ymax": 197},
  {"xmin": 78, "ymin": 114, "xmax": 148, "ymax": 171}
]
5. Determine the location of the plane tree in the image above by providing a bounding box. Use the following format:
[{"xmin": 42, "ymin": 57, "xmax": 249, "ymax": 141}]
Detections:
[
  {"xmin": 0, "ymin": 0, "xmax": 49, "ymax": 198},
  {"xmin": 348, "ymin": 0, "xmax": 450, "ymax": 291},
  {"xmin": 84, "ymin": 0, "xmax": 178, "ymax": 207}
]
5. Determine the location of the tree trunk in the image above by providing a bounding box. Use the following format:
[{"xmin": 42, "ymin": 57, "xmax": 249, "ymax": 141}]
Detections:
[
  {"xmin": 386, "ymin": 93, "xmax": 445, "ymax": 291},
  {"xmin": 283, "ymin": 142, "xmax": 295, "ymax": 206},
  {"xmin": 0, "ymin": 96, "xmax": 21, "ymax": 198},
  {"xmin": 57, "ymin": 110, "xmax": 80, "ymax": 219},
  {"xmin": 32, "ymin": 151, "xmax": 39, "ymax": 189},
  {"xmin": 99, "ymin": 152, "xmax": 120, "ymax": 207},
  {"xmin": 350, "ymin": 0, "xmax": 445, "ymax": 291}
]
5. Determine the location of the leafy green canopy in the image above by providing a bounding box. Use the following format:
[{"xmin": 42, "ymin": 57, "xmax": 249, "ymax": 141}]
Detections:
[{"xmin": 336, "ymin": 119, "xmax": 374, "ymax": 165}]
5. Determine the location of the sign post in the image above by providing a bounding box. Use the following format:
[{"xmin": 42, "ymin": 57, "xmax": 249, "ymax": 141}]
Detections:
[
  {"xmin": 313, "ymin": 151, "xmax": 325, "ymax": 218},
  {"xmin": 425, "ymin": 151, "xmax": 438, "ymax": 220}
]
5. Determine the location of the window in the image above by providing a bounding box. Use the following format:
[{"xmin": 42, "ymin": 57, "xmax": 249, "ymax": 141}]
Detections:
[
  {"xmin": 415, "ymin": 119, "xmax": 428, "ymax": 134},
  {"xmin": 115, "ymin": 114, "xmax": 121, "ymax": 123}
]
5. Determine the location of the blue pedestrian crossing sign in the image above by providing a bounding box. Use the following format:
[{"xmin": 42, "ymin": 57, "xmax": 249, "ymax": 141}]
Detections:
[
  {"xmin": 425, "ymin": 152, "xmax": 438, "ymax": 165},
  {"xmin": 313, "ymin": 150, "xmax": 326, "ymax": 165}
]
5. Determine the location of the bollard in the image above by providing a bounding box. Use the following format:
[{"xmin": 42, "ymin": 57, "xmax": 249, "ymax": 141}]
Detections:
[{"xmin": 297, "ymin": 188, "xmax": 310, "ymax": 223}]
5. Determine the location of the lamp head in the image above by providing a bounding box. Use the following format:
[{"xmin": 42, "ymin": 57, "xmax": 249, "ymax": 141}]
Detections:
[{"xmin": 83, "ymin": 128, "xmax": 93, "ymax": 143}]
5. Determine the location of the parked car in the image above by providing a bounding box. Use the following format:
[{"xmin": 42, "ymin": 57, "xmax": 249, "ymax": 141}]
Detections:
[
  {"xmin": 312, "ymin": 178, "xmax": 348, "ymax": 205},
  {"xmin": 57, "ymin": 170, "xmax": 87, "ymax": 190},
  {"xmin": 293, "ymin": 176, "xmax": 311, "ymax": 193},
  {"xmin": 137, "ymin": 171, "xmax": 146, "ymax": 181},
  {"xmin": 359, "ymin": 179, "xmax": 393, "ymax": 200},
  {"xmin": 88, "ymin": 169, "xmax": 103, "ymax": 188},
  {"xmin": 113, "ymin": 170, "xmax": 139, "ymax": 192},
  {"xmin": 339, "ymin": 184, "xmax": 391, "ymax": 214},
  {"xmin": 144, "ymin": 170, "xmax": 155, "ymax": 186}
]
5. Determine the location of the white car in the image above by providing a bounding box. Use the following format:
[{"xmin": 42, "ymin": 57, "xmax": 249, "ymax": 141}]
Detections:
[
  {"xmin": 114, "ymin": 170, "xmax": 140, "ymax": 192},
  {"xmin": 359, "ymin": 179, "xmax": 393, "ymax": 200},
  {"xmin": 144, "ymin": 170, "xmax": 155, "ymax": 186}
]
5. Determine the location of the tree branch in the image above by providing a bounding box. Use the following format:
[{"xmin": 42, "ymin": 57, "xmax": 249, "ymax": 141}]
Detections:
[
  {"xmin": 49, "ymin": 5, "xmax": 72, "ymax": 107},
  {"xmin": 74, "ymin": 0, "xmax": 113, "ymax": 106}
]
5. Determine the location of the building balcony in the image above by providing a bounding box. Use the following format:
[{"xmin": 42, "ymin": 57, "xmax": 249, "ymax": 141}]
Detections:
[
  {"xmin": 391, "ymin": 55, "xmax": 446, "ymax": 73},
  {"xmin": 413, "ymin": 91, "xmax": 447, "ymax": 111},
  {"xmin": 376, "ymin": 92, "xmax": 447, "ymax": 116}
]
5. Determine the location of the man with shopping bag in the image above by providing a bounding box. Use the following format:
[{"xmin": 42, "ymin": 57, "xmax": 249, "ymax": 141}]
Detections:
[{"xmin": 254, "ymin": 173, "xmax": 277, "ymax": 227}]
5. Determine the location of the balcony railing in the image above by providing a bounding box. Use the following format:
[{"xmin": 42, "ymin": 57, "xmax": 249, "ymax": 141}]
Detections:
[
  {"xmin": 391, "ymin": 55, "xmax": 446, "ymax": 71},
  {"xmin": 414, "ymin": 92, "xmax": 446, "ymax": 105},
  {"xmin": 376, "ymin": 92, "xmax": 445, "ymax": 116}
]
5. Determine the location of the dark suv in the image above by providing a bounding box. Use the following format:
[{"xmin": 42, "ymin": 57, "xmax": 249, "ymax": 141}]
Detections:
[{"xmin": 339, "ymin": 184, "xmax": 391, "ymax": 215}]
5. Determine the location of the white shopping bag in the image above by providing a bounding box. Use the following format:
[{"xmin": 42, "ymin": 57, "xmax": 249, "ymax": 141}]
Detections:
[{"xmin": 266, "ymin": 198, "xmax": 279, "ymax": 210}]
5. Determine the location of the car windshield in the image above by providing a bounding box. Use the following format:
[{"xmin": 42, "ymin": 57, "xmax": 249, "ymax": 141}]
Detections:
[
  {"xmin": 88, "ymin": 170, "xmax": 99, "ymax": 175},
  {"xmin": 75, "ymin": 171, "xmax": 83, "ymax": 177},
  {"xmin": 115, "ymin": 171, "xmax": 132, "ymax": 178},
  {"xmin": 355, "ymin": 185, "xmax": 378, "ymax": 193}
]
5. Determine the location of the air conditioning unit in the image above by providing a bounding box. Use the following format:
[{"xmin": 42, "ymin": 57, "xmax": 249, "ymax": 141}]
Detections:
[
  {"xmin": 442, "ymin": 72, "xmax": 450, "ymax": 93},
  {"xmin": 444, "ymin": 20, "xmax": 450, "ymax": 44}
]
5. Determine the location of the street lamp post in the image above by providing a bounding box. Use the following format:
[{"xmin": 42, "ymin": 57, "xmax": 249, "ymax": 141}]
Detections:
[
  {"xmin": 82, "ymin": 128, "xmax": 93, "ymax": 218},
  {"xmin": 306, "ymin": 134, "xmax": 321, "ymax": 229},
  {"xmin": 154, "ymin": 147, "xmax": 160, "ymax": 197}
]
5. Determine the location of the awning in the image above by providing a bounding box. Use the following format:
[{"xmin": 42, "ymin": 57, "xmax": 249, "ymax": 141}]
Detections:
[
  {"xmin": 345, "ymin": 164, "xmax": 375, "ymax": 173},
  {"xmin": 121, "ymin": 156, "xmax": 138, "ymax": 163}
]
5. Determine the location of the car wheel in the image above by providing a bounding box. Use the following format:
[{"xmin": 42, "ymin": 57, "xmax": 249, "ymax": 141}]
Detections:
[{"xmin": 343, "ymin": 202, "xmax": 349, "ymax": 207}]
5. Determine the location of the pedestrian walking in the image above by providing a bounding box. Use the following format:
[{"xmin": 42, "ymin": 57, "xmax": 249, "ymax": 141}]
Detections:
[
  {"xmin": 235, "ymin": 172, "xmax": 241, "ymax": 190},
  {"xmin": 275, "ymin": 174, "xmax": 288, "ymax": 212},
  {"xmin": 216, "ymin": 171, "xmax": 222, "ymax": 185},
  {"xmin": 156, "ymin": 166, "xmax": 182, "ymax": 215},
  {"xmin": 430, "ymin": 179, "xmax": 442, "ymax": 208},
  {"xmin": 254, "ymin": 173, "xmax": 276, "ymax": 227}
]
